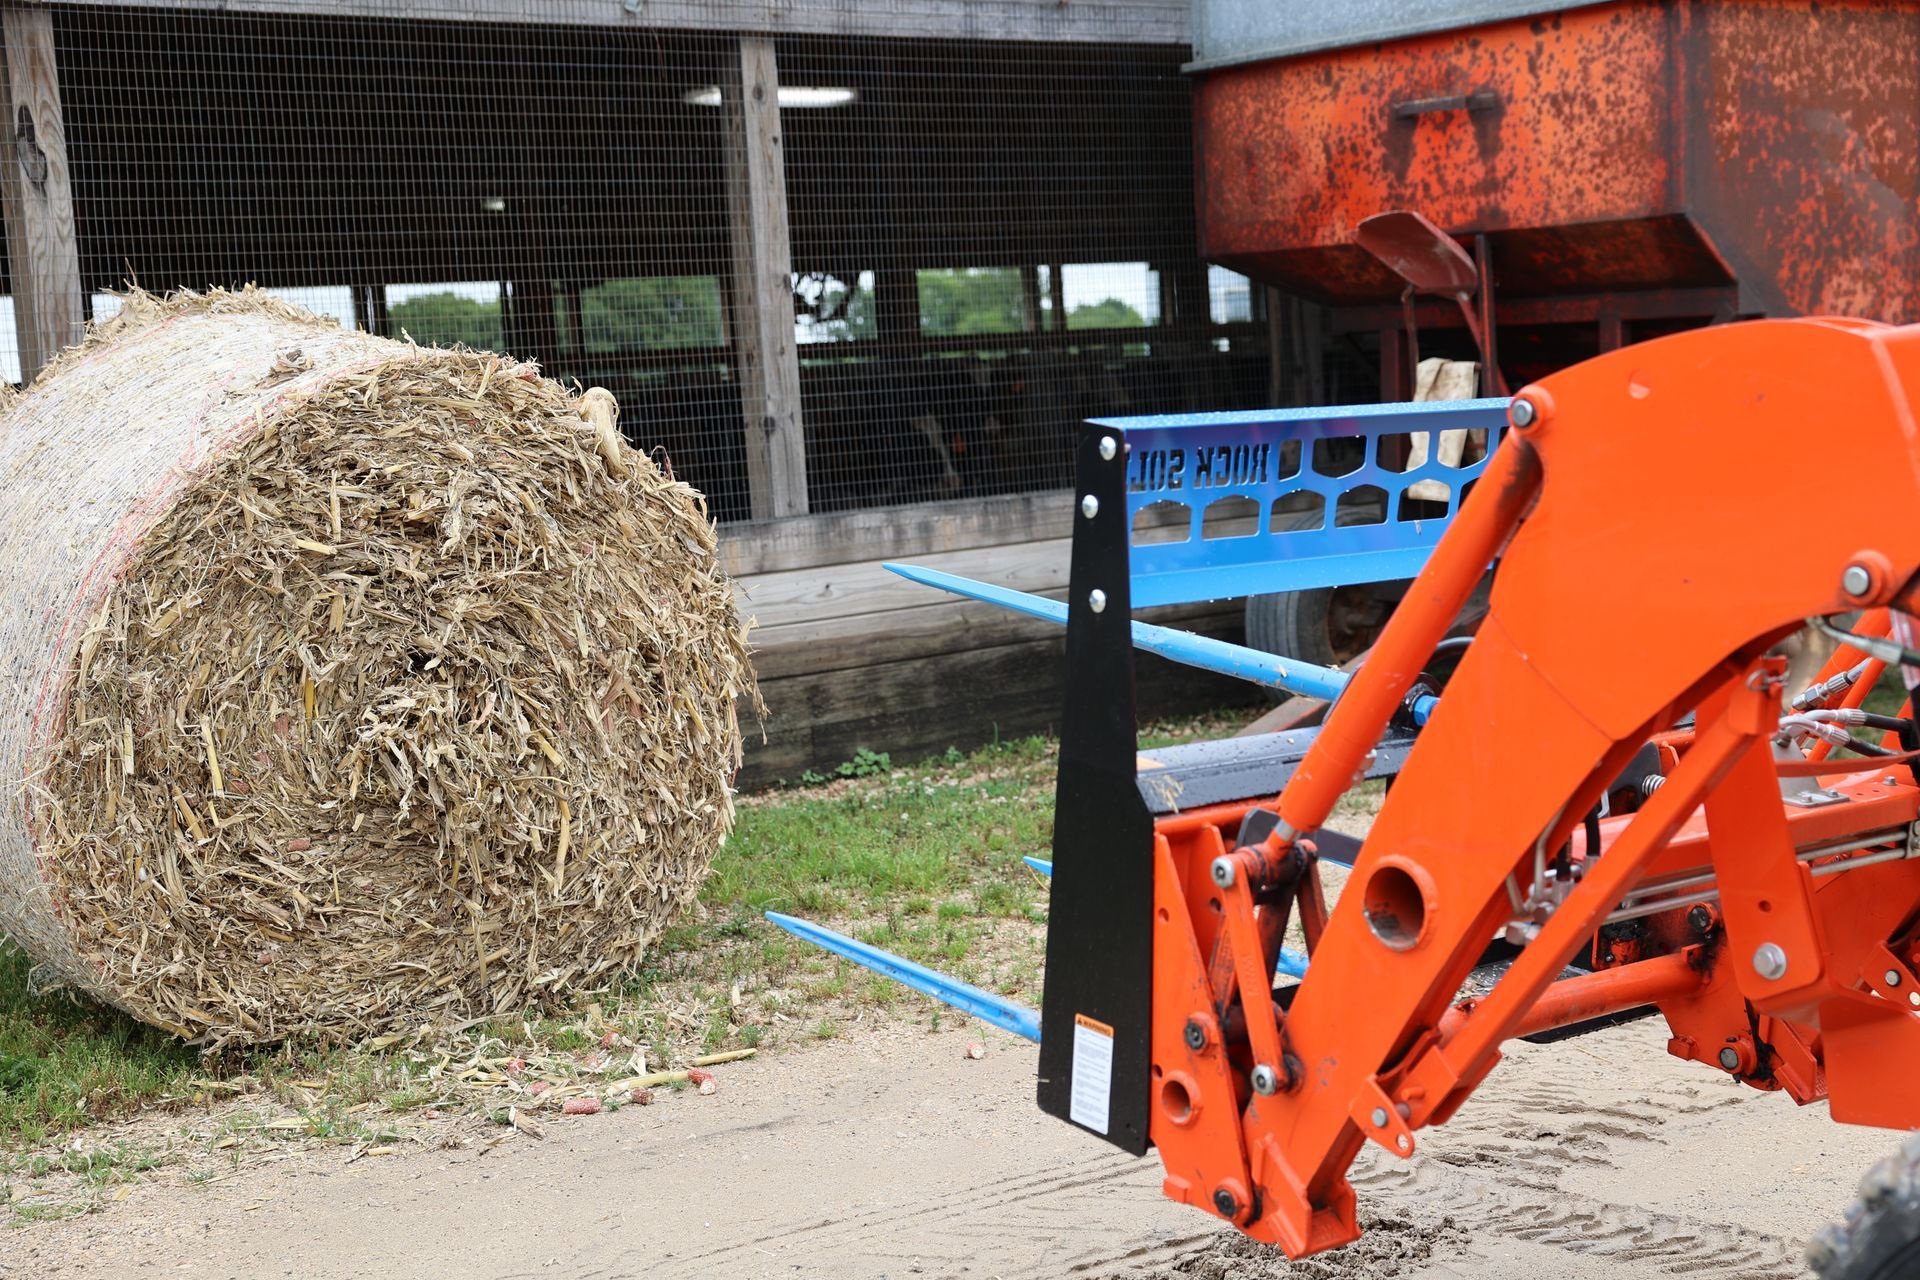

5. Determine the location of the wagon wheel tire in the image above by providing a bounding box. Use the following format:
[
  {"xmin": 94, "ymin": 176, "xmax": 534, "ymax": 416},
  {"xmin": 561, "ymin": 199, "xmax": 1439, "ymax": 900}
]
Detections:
[
  {"xmin": 1246, "ymin": 587, "xmax": 1338, "ymax": 672},
  {"xmin": 1244, "ymin": 584, "xmax": 1395, "ymax": 700},
  {"xmin": 1809, "ymin": 1135, "xmax": 1920, "ymax": 1280}
]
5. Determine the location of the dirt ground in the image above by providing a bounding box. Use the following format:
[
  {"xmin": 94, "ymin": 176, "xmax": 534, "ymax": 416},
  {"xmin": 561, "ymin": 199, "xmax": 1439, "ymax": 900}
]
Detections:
[{"xmin": 4, "ymin": 1011, "xmax": 1890, "ymax": 1279}]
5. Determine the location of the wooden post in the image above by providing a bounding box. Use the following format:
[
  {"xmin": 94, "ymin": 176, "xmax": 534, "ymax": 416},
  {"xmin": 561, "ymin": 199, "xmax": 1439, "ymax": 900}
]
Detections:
[
  {"xmin": 1267, "ymin": 287, "xmax": 1286, "ymax": 406},
  {"xmin": 1169, "ymin": 261, "xmax": 1211, "ymax": 331},
  {"xmin": 1270, "ymin": 290, "xmax": 1328, "ymax": 408},
  {"xmin": 0, "ymin": 4, "xmax": 81, "ymax": 384},
  {"xmin": 1018, "ymin": 264, "xmax": 1041, "ymax": 334},
  {"xmin": 353, "ymin": 284, "xmax": 390, "ymax": 338},
  {"xmin": 723, "ymin": 35, "xmax": 808, "ymax": 519},
  {"xmin": 562, "ymin": 282, "xmax": 583, "ymax": 358},
  {"xmin": 874, "ymin": 267, "xmax": 920, "ymax": 348},
  {"xmin": 504, "ymin": 277, "xmax": 560, "ymax": 371}
]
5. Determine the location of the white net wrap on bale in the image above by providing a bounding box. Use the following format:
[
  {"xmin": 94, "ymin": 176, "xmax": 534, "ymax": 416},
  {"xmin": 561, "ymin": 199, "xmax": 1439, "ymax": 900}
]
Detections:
[{"xmin": 0, "ymin": 290, "xmax": 757, "ymax": 1045}]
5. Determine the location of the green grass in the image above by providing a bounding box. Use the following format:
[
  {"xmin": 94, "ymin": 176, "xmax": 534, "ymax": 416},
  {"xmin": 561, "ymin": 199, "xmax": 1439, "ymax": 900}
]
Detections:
[
  {"xmin": 0, "ymin": 944, "xmax": 201, "ymax": 1148},
  {"xmin": 0, "ymin": 711, "xmax": 1243, "ymax": 1167},
  {"xmin": 1863, "ymin": 664, "xmax": 1909, "ymax": 719},
  {"xmin": 707, "ymin": 734, "xmax": 1053, "ymax": 945}
]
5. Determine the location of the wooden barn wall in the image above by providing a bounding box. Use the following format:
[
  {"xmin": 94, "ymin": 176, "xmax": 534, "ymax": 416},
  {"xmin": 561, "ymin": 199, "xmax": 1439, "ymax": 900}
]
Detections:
[{"xmin": 722, "ymin": 492, "xmax": 1261, "ymax": 787}]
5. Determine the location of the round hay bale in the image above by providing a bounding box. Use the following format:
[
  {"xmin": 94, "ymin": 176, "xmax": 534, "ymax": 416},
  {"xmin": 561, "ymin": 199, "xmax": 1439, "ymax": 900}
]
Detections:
[{"xmin": 0, "ymin": 289, "xmax": 757, "ymax": 1045}]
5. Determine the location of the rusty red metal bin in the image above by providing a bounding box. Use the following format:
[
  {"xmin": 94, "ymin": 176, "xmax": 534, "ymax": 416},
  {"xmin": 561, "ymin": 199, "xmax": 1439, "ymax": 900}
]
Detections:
[{"xmin": 1192, "ymin": 0, "xmax": 1920, "ymax": 386}]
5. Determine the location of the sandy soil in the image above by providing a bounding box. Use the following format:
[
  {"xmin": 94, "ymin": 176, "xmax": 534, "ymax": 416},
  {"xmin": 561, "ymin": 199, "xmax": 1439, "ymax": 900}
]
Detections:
[{"xmin": 4, "ymin": 1011, "xmax": 1889, "ymax": 1279}]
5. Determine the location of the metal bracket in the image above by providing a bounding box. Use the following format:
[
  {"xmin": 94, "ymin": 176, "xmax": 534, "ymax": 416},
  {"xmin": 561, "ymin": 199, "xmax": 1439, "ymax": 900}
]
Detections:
[
  {"xmin": 1784, "ymin": 787, "xmax": 1848, "ymax": 808},
  {"xmin": 1349, "ymin": 1077, "xmax": 1417, "ymax": 1159},
  {"xmin": 1863, "ymin": 942, "xmax": 1920, "ymax": 1011}
]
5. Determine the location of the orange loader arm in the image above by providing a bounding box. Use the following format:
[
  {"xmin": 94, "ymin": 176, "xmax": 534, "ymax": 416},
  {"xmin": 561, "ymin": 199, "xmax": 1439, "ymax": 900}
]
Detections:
[{"xmin": 1141, "ymin": 318, "xmax": 1920, "ymax": 1256}]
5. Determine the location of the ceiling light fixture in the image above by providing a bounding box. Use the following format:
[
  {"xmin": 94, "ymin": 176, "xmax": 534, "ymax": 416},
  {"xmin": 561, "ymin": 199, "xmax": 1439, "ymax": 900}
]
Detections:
[{"xmin": 681, "ymin": 85, "xmax": 858, "ymax": 108}]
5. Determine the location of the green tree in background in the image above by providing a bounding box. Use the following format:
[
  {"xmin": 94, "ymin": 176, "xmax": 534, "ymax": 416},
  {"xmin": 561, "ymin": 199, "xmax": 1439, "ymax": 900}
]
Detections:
[
  {"xmin": 386, "ymin": 275, "xmax": 1147, "ymax": 354},
  {"xmin": 795, "ymin": 273, "xmax": 877, "ymax": 342},
  {"xmin": 579, "ymin": 276, "xmax": 724, "ymax": 352},
  {"xmin": 390, "ymin": 292, "xmax": 502, "ymax": 350},
  {"xmin": 1067, "ymin": 297, "xmax": 1146, "ymax": 330},
  {"xmin": 917, "ymin": 268, "xmax": 1026, "ymax": 337},
  {"xmin": 389, "ymin": 280, "xmax": 726, "ymax": 355}
]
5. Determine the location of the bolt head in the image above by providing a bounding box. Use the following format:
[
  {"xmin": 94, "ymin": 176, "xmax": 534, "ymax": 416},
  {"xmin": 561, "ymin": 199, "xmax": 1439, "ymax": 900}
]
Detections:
[
  {"xmin": 1080, "ymin": 494, "xmax": 1100, "ymax": 519},
  {"xmin": 1087, "ymin": 588, "xmax": 1107, "ymax": 614},
  {"xmin": 1718, "ymin": 1046, "xmax": 1742, "ymax": 1071},
  {"xmin": 1510, "ymin": 397, "xmax": 1537, "ymax": 428},
  {"xmin": 1184, "ymin": 1019, "xmax": 1207, "ymax": 1051},
  {"xmin": 1910, "ymin": 990, "xmax": 1919, "ymax": 1008},
  {"xmin": 1212, "ymin": 1187, "xmax": 1238, "ymax": 1218},
  {"xmin": 1843, "ymin": 563, "xmax": 1874, "ymax": 598},
  {"xmin": 1888, "ymin": 969, "xmax": 1904, "ymax": 989},
  {"xmin": 1370, "ymin": 1106, "xmax": 1389, "ymax": 1128},
  {"xmin": 1250, "ymin": 1064, "xmax": 1279, "ymax": 1096},
  {"xmin": 1753, "ymin": 942, "xmax": 1789, "ymax": 981},
  {"xmin": 1686, "ymin": 904, "xmax": 1714, "ymax": 936},
  {"xmin": 1210, "ymin": 856, "xmax": 1236, "ymax": 888},
  {"xmin": 1098, "ymin": 435, "xmax": 1118, "ymax": 461}
]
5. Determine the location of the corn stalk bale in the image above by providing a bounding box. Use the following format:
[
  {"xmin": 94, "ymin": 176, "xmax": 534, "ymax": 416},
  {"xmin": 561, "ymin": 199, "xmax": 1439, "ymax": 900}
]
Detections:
[{"xmin": 0, "ymin": 289, "xmax": 758, "ymax": 1046}]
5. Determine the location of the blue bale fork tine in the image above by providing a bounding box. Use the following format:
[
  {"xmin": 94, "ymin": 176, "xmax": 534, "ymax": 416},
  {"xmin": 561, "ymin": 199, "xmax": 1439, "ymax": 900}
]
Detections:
[
  {"xmin": 770, "ymin": 401, "xmax": 1509, "ymax": 1045},
  {"xmin": 765, "ymin": 912, "xmax": 1042, "ymax": 1043},
  {"xmin": 882, "ymin": 562, "xmax": 1438, "ymax": 724},
  {"xmin": 769, "ymin": 858, "xmax": 1306, "ymax": 1040}
]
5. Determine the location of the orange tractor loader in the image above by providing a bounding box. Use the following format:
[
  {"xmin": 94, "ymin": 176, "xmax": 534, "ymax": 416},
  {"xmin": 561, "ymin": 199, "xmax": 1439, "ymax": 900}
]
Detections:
[{"xmin": 775, "ymin": 317, "xmax": 1920, "ymax": 1277}]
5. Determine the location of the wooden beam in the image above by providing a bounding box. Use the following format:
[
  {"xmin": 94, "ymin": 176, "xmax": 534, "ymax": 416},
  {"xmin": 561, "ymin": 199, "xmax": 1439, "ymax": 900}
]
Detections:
[
  {"xmin": 740, "ymin": 613, "xmax": 1255, "ymax": 787},
  {"xmin": 739, "ymin": 534, "xmax": 1074, "ymax": 631},
  {"xmin": 751, "ymin": 595, "xmax": 1238, "ymax": 682},
  {"xmin": 732, "ymin": 498, "xmax": 1264, "ymax": 629},
  {"xmin": 723, "ymin": 36, "xmax": 808, "ymax": 520},
  {"xmin": 719, "ymin": 488, "xmax": 1071, "ymax": 577},
  {"xmin": 50, "ymin": 0, "xmax": 1188, "ymax": 45},
  {"xmin": 0, "ymin": 4, "xmax": 81, "ymax": 383}
]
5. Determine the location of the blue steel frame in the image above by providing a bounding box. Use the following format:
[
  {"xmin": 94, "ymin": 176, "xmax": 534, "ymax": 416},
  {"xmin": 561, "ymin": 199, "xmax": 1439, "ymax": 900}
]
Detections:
[{"xmin": 1101, "ymin": 398, "xmax": 1509, "ymax": 608}]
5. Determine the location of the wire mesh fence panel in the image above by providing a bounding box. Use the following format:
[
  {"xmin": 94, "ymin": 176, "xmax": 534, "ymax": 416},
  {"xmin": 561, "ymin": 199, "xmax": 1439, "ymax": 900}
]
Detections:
[{"xmin": 22, "ymin": 1, "xmax": 1270, "ymax": 522}]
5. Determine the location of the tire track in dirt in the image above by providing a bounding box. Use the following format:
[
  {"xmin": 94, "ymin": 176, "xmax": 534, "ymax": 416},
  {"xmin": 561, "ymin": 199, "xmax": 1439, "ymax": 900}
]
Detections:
[
  {"xmin": 1093, "ymin": 1046, "xmax": 1800, "ymax": 1279},
  {"xmin": 661, "ymin": 1147, "xmax": 1174, "ymax": 1277},
  {"xmin": 658, "ymin": 1041, "xmax": 1804, "ymax": 1280},
  {"xmin": 1359, "ymin": 1054, "xmax": 1798, "ymax": 1278}
]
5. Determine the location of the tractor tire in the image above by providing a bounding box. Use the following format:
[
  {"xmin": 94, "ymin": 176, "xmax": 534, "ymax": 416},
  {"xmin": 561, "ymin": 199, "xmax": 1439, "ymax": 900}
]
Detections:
[
  {"xmin": 1245, "ymin": 587, "xmax": 1341, "ymax": 672},
  {"xmin": 1808, "ymin": 1135, "xmax": 1920, "ymax": 1279},
  {"xmin": 1243, "ymin": 583, "xmax": 1403, "ymax": 703}
]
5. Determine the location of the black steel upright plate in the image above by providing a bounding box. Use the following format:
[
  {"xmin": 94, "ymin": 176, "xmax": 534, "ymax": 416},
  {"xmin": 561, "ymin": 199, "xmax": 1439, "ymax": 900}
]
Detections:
[{"xmin": 1037, "ymin": 424, "xmax": 1155, "ymax": 1155}]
